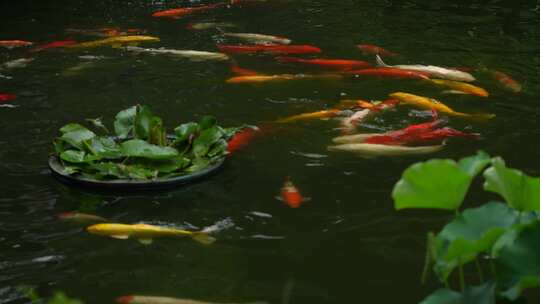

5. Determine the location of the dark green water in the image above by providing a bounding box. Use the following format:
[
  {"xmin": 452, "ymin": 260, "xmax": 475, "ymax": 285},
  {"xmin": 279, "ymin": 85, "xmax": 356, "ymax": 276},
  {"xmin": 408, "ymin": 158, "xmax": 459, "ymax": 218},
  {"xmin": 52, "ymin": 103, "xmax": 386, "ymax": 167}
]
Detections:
[{"xmin": 1, "ymin": 0, "xmax": 540, "ymax": 303}]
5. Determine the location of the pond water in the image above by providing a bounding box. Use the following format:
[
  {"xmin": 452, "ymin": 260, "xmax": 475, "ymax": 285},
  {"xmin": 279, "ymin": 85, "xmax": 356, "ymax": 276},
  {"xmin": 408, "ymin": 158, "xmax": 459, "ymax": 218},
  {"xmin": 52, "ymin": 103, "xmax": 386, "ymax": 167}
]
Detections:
[{"xmin": 1, "ymin": 0, "xmax": 540, "ymax": 303}]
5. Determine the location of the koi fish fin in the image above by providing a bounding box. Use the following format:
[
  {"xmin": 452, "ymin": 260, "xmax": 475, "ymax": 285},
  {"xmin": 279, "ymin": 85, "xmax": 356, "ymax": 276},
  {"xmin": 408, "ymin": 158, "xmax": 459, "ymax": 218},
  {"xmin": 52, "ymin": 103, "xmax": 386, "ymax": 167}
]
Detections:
[
  {"xmin": 191, "ymin": 232, "xmax": 216, "ymax": 245},
  {"xmin": 137, "ymin": 238, "xmax": 153, "ymax": 245},
  {"xmin": 375, "ymin": 54, "xmax": 390, "ymax": 67},
  {"xmin": 442, "ymin": 90, "xmax": 468, "ymax": 95},
  {"xmin": 111, "ymin": 43, "xmax": 122, "ymax": 49},
  {"xmin": 110, "ymin": 235, "xmax": 129, "ymax": 240}
]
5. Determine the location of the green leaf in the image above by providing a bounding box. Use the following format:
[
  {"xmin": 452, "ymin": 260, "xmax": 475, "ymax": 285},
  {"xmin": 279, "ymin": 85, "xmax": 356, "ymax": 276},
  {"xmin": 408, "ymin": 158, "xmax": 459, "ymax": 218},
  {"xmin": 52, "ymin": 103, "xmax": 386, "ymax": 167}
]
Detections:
[
  {"xmin": 419, "ymin": 282, "xmax": 495, "ymax": 304},
  {"xmin": 144, "ymin": 156, "xmax": 191, "ymax": 173},
  {"xmin": 483, "ymin": 157, "xmax": 540, "ymax": 211},
  {"xmin": 120, "ymin": 139, "xmax": 178, "ymax": 160},
  {"xmin": 457, "ymin": 151, "xmax": 491, "ymax": 178},
  {"xmin": 148, "ymin": 116, "xmax": 165, "ymax": 146},
  {"xmin": 113, "ymin": 105, "xmax": 137, "ymax": 139},
  {"xmin": 53, "ymin": 139, "xmax": 65, "ymax": 155},
  {"xmin": 134, "ymin": 105, "xmax": 153, "ymax": 139},
  {"xmin": 392, "ymin": 159, "xmax": 472, "ymax": 210},
  {"xmin": 60, "ymin": 150, "xmax": 87, "ymax": 163},
  {"xmin": 59, "ymin": 125, "xmax": 96, "ymax": 150},
  {"xmin": 433, "ymin": 202, "xmax": 518, "ymax": 281},
  {"xmin": 89, "ymin": 137, "xmax": 123, "ymax": 159},
  {"xmin": 88, "ymin": 162, "xmax": 126, "ymax": 178},
  {"xmin": 208, "ymin": 139, "xmax": 228, "ymax": 158},
  {"xmin": 199, "ymin": 115, "xmax": 217, "ymax": 130},
  {"xmin": 47, "ymin": 292, "xmax": 84, "ymax": 304},
  {"xmin": 496, "ymin": 221, "xmax": 540, "ymax": 300},
  {"xmin": 173, "ymin": 122, "xmax": 199, "ymax": 144},
  {"xmin": 193, "ymin": 126, "xmax": 224, "ymax": 158},
  {"xmin": 60, "ymin": 123, "xmax": 87, "ymax": 134},
  {"xmin": 85, "ymin": 117, "xmax": 109, "ymax": 134},
  {"xmin": 185, "ymin": 157, "xmax": 210, "ymax": 173}
]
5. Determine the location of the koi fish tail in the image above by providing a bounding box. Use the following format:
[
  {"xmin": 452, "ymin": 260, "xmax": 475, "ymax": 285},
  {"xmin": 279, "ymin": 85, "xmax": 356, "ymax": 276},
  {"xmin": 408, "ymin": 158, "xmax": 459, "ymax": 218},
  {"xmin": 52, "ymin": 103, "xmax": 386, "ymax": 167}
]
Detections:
[
  {"xmin": 191, "ymin": 232, "xmax": 217, "ymax": 245},
  {"xmin": 375, "ymin": 54, "xmax": 390, "ymax": 67},
  {"xmin": 457, "ymin": 112, "xmax": 496, "ymax": 121}
]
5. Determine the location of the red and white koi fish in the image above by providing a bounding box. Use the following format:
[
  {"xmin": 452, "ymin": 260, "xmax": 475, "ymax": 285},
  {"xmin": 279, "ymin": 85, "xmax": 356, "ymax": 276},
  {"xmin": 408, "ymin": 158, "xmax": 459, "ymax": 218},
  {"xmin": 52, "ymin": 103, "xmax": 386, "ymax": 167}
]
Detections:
[
  {"xmin": 116, "ymin": 295, "xmax": 268, "ymax": 304},
  {"xmin": 276, "ymin": 57, "xmax": 371, "ymax": 70},
  {"xmin": 224, "ymin": 32, "xmax": 291, "ymax": 45},
  {"xmin": 227, "ymin": 126, "xmax": 260, "ymax": 153},
  {"xmin": 57, "ymin": 212, "xmax": 108, "ymax": 224},
  {"xmin": 0, "ymin": 40, "xmax": 33, "ymax": 49},
  {"xmin": 489, "ymin": 70, "xmax": 522, "ymax": 93},
  {"xmin": 152, "ymin": 3, "xmax": 225, "ymax": 19},
  {"xmin": 0, "ymin": 94, "xmax": 17, "ymax": 103},
  {"xmin": 276, "ymin": 177, "xmax": 310, "ymax": 208},
  {"xmin": 345, "ymin": 67, "xmax": 430, "ymax": 79},
  {"xmin": 217, "ymin": 44, "xmax": 321, "ymax": 55},
  {"xmin": 30, "ymin": 40, "xmax": 78, "ymax": 52},
  {"xmin": 357, "ymin": 44, "xmax": 398, "ymax": 57},
  {"xmin": 376, "ymin": 55, "xmax": 475, "ymax": 82}
]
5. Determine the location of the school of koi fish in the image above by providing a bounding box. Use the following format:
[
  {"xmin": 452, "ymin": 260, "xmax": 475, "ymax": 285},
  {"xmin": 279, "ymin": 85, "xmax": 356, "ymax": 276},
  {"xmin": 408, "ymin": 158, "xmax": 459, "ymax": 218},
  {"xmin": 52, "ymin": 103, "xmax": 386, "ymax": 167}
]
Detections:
[{"xmin": 0, "ymin": 1, "xmax": 525, "ymax": 302}]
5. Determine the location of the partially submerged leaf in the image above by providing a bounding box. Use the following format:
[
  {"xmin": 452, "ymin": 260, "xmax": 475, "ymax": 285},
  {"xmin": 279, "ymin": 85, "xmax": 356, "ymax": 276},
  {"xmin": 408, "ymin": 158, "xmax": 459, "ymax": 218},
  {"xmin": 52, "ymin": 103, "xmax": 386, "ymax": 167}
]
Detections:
[
  {"xmin": 120, "ymin": 139, "xmax": 178, "ymax": 160},
  {"xmin": 483, "ymin": 157, "xmax": 540, "ymax": 211},
  {"xmin": 59, "ymin": 125, "xmax": 96, "ymax": 150},
  {"xmin": 113, "ymin": 105, "xmax": 137, "ymax": 139},
  {"xmin": 419, "ymin": 282, "xmax": 496, "ymax": 304}
]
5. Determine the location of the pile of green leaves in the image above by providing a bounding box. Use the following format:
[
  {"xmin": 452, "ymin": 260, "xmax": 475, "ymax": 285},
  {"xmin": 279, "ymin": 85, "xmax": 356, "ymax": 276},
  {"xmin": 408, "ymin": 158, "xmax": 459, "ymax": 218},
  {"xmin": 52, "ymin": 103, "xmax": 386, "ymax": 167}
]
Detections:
[
  {"xmin": 52, "ymin": 105, "xmax": 240, "ymax": 180},
  {"xmin": 392, "ymin": 151, "xmax": 540, "ymax": 304}
]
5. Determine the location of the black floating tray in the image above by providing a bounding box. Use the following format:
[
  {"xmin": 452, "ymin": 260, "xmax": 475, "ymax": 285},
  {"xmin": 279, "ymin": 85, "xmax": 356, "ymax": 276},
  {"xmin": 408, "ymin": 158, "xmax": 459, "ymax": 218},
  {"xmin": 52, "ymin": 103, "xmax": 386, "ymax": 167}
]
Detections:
[{"xmin": 48, "ymin": 155, "xmax": 225, "ymax": 191}]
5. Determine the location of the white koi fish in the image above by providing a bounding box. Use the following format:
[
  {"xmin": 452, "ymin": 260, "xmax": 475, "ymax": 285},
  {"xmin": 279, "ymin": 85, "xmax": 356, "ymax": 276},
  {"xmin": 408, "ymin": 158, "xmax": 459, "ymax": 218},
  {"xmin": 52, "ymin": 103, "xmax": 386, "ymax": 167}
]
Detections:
[
  {"xmin": 376, "ymin": 55, "xmax": 475, "ymax": 82},
  {"xmin": 1, "ymin": 58, "xmax": 34, "ymax": 70},
  {"xmin": 223, "ymin": 32, "xmax": 291, "ymax": 45},
  {"xmin": 327, "ymin": 143, "xmax": 443, "ymax": 158},
  {"xmin": 125, "ymin": 46, "xmax": 229, "ymax": 61}
]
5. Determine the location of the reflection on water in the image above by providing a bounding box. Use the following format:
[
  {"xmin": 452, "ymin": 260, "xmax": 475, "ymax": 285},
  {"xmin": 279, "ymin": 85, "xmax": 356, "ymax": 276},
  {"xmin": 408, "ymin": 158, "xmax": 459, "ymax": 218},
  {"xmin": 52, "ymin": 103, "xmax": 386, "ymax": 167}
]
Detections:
[{"xmin": 1, "ymin": 0, "xmax": 540, "ymax": 303}]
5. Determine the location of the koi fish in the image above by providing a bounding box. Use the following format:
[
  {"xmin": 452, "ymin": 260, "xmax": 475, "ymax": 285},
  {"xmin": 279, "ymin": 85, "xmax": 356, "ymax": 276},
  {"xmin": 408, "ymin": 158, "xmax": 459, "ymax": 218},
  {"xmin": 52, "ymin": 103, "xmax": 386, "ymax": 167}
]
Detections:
[
  {"xmin": 357, "ymin": 44, "xmax": 398, "ymax": 57},
  {"xmin": 276, "ymin": 178, "xmax": 310, "ymax": 208},
  {"xmin": 66, "ymin": 36, "xmax": 159, "ymax": 49},
  {"xmin": 230, "ymin": 0, "xmax": 268, "ymax": 4},
  {"xmin": 327, "ymin": 143, "xmax": 443, "ymax": 158},
  {"xmin": 426, "ymin": 79, "xmax": 488, "ymax": 97},
  {"xmin": 66, "ymin": 27, "xmax": 147, "ymax": 37},
  {"xmin": 0, "ymin": 94, "xmax": 17, "ymax": 103},
  {"xmin": 125, "ymin": 46, "xmax": 229, "ymax": 61},
  {"xmin": 389, "ymin": 92, "xmax": 495, "ymax": 120},
  {"xmin": 217, "ymin": 44, "xmax": 322, "ymax": 55},
  {"xmin": 376, "ymin": 55, "xmax": 475, "ymax": 82},
  {"xmin": 230, "ymin": 65, "xmax": 259, "ymax": 76},
  {"xmin": 187, "ymin": 22, "xmax": 237, "ymax": 30},
  {"xmin": 1, "ymin": 58, "xmax": 34, "ymax": 70},
  {"xmin": 87, "ymin": 223, "xmax": 216, "ymax": 245},
  {"xmin": 489, "ymin": 70, "xmax": 522, "ymax": 93},
  {"xmin": 345, "ymin": 67, "xmax": 430, "ymax": 79},
  {"xmin": 57, "ymin": 212, "xmax": 108, "ymax": 224},
  {"xmin": 226, "ymin": 73, "xmax": 342, "ymax": 83},
  {"xmin": 276, "ymin": 109, "xmax": 341, "ymax": 123},
  {"xmin": 337, "ymin": 99, "xmax": 400, "ymax": 111},
  {"xmin": 223, "ymin": 32, "xmax": 291, "ymax": 45},
  {"xmin": 0, "ymin": 40, "xmax": 33, "ymax": 49},
  {"xmin": 227, "ymin": 126, "xmax": 259, "ymax": 153},
  {"xmin": 276, "ymin": 57, "xmax": 371, "ymax": 70},
  {"xmin": 340, "ymin": 109, "xmax": 371, "ymax": 134},
  {"xmin": 152, "ymin": 3, "xmax": 225, "ymax": 19},
  {"xmin": 116, "ymin": 295, "xmax": 268, "ymax": 304},
  {"xmin": 30, "ymin": 40, "xmax": 78, "ymax": 52}
]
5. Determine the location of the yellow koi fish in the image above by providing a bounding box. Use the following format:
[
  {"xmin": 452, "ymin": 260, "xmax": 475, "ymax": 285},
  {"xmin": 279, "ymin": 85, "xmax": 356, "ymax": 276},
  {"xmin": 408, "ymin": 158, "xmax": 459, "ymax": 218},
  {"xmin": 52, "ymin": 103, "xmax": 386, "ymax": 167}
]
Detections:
[
  {"xmin": 226, "ymin": 74, "xmax": 342, "ymax": 84},
  {"xmin": 276, "ymin": 109, "xmax": 341, "ymax": 123},
  {"xmin": 67, "ymin": 35, "xmax": 160, "ymax": 49},
  {"xmin": 389, "ymin": 92, "xmax": 495, "ymax": 120},
  {"xmin": 116, "ymin": 295, "xmax": 267, "ymax": 304},
  {"xmin": 87, "ymin": 223, "xmax": 216, "ymax": 245},
  {"xmin": 426, "ymin": 79, "xmax": 489, "ymax": 97}
]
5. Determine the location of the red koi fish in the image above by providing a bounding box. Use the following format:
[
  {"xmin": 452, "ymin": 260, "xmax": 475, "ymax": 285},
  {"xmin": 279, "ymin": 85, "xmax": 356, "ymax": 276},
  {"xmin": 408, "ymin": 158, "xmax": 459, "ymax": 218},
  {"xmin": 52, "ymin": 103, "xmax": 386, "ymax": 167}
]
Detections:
[
  {"xmin": 30, "ymin": 40, "xmax": 78, "ymax": 52},
  {"xmin": 490, "ymin": 70, "xmax": 522, "ymax": 93},
  {"xmin": 276, "ymin": 56, "xmax": 371, "ymax": 70},
  {"xmin": 217, "ymin": 44, "xmax": 322, "ymax": 55},
  {"xmin": 230, "ymin": 65, "xmax": 260, "ymax": 76},
  {"xmin": 152, "ymin": 3, "xmax": 225, "ymax": 19},
  {"xmin": 0, "ymin": 94, "xmax": 17, "ymax": 103},
  {"xmin": 411, "ymin": 127, "xmax": 479, "ymax": 144},
  {"xmin": 276, "ymin": 177, "xmax": 310, "ymax": 208},
  {"xmin": 227, "ymin": 126, "xmax": 260, "ymax": 153},
  {"xmin": 0, "ymin": 40, "xmax": 33, "ymax": 49},
  {"xmin": 346, "ymin": 67, "xmax": 430, "ymax": 79},
  {"xmin": 357, "ymin": 44, "xmax": 398, "ymax": 57}
]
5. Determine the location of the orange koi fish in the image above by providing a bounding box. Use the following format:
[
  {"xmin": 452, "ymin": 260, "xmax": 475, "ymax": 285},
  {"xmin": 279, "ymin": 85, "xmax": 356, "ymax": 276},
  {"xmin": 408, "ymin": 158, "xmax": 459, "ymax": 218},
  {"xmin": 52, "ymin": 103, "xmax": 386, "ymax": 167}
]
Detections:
[
  {"xmin": 490, "ymin": 70, "xmax": 522, "ymax": 93},
  {"xmin": 0, "ymin": 40, "xmax": 33, "ymax": 49},
  {"xmin": 230, "ymin": 65, "xmax": 260, "ymax": 76},
  {"xmin": 217, "ymin": 44, "xmax": 322, "ymax": 55},
  {"xmin": 276, "ymin": 109, "xmax": 341, "ymax": 123},
  {"xmin": 345, "ymin": 67, "xmax": 430, "ymax": 79},
  {"xmin": 30, "ymin": 40, "xmax": 78, "ymax": 52},
  {"xmin": 227, "ymin": 126, "xmax": 259, "ymax": 153},
  {"xmin": 152, "ymin": 3, "xmax": 225, "ymax": 19},
  {"xmin": 357, "ymin": 44, "xmax": 398, "ymax": 57},
  {"xmin": 276, "ymin": 177, "xmax": 310, "ymax": 208},
  {"xmin": 276, "ymin": 56, "xmax": 371, "ymax": 70}
]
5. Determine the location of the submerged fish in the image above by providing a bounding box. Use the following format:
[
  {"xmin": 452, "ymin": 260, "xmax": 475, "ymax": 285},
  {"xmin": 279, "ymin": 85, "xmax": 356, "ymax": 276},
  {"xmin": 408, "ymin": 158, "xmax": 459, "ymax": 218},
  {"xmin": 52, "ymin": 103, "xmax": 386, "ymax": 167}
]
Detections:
[
  {"xmin": 340, "ymin": 109, "xmax": 371, "ymax": 134},
  {"xmin": 87, "ymin": 223, "xmax": 216, "ymax": 245},
  {"xmin": 0, "ymin": 94, "xmax": 17, "ymax": 103},
  {"xmin": 125, "ymin": 46, "xmax": 229, "ymax": 61},
  {"xmin": 217, "ymin": 44, "xmax": 321, "ymax": 55},
  {"xmin": 66, "ymin": 27, "xmax": 147, "ymax": 37},
  {"xmin": 426, "ymin": 79, "xmax": 488, "ymax": 97},
  {"xmin": 376, "ymin": 55, "xmax": 475, "ymax": 82},
  {"xmin": 345, "ymin": 67, "xmax": 430, "ymax": 79},
  {"xmin": 227, "ymin": 126, "xmax": 259, "ymax": 153},
  {"xmin": 116, "ymin": 295, "xmax": 267, "ymax": 304},
  {"xmin": 489, "ymin": 70, "xmax": 522, "ymax": 93},
  {"xmin": 276, "ymin": 57, "xmax": 371, "ymax": 70},
  {"xmin": 357, "ymin": 44, "xmax": 398, "ymax": 57},
  {"xmin": 152, "ymin": 3, "xmax": 225, "ymax": 19},
  {"xmin": 57, "ymin": 212, "xmax": 108, "ymax": 224},
  {"xmin": 230, "ymin": 65, "xmax": 260, "ymax": 76},
  {"xmin": 276, "ymin": 178, "xmax": 310, "ymax": 208},
  {"xmin": 187, "ymin": 22, "xmax": 237, "ymax": 30},
  {"xmin": 0, "ymin": 40, "xmax": 33, "ymax": 49},
  {"xmin": 1, "ymin": 58, "xmax": 34, "ymax": 70},
  {"xmin": 223, "ymin": 32, "xmax": 291, "ymax": 45},
  {"xmin": 67, "ymin": 35, "xmax": 159, "ymax": 49},
  {"xmin": 327, "ymin": 143, "xmax": 443, "ymax": 157},
  {"xmin": 389, "ymin": 92, "xmax": 495, "ymax": 120},
  {"xmin": 226, "ymin": 73, "xmax": 341, "ymax": 83},
  {"xmin": 276, "ymin": 109, "xmax": 341, "ymax": 123},
  {"xmin": 30, "ymin": 40, "xmax": 78, "ymax": 52}
]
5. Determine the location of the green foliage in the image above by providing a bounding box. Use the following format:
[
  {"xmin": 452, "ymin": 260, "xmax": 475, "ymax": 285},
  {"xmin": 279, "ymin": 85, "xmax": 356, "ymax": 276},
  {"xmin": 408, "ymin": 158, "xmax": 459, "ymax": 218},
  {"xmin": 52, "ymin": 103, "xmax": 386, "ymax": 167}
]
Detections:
[
  {"xmin": 53, "ymin": 105, "xmax": 239, "ymax": 180},
  {"xmin": 391, "ymin": 151, "xmax": 540, "ymax": 303}
]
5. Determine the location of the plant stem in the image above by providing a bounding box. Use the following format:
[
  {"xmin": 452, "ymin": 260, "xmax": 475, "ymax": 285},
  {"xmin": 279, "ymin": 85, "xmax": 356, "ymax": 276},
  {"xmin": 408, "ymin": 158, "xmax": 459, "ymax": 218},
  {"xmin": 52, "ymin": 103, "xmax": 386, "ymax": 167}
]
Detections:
[
  {"xmin": 458, "ymin": 259, "xmax": 465, "ymax": 292},
  {"xmin": 489, "ymin": 258, "xmax": 497, "ymax": 277},
  {"xmin": 421, "ymin": 233, "xmax": 433, "ymax": 285},
  {"xmin": 475, "ymin": 258, "xmax": 484, "ymax": 283}
]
